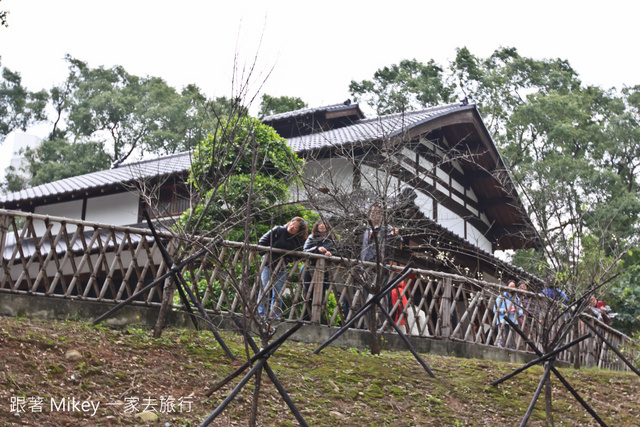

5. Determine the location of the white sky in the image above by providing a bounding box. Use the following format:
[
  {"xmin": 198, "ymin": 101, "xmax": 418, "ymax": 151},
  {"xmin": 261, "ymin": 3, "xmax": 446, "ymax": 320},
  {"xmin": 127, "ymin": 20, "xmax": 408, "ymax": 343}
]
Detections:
[{"xmin": 0, "ymin": 0, "xmax": 638, "ymax": 148}]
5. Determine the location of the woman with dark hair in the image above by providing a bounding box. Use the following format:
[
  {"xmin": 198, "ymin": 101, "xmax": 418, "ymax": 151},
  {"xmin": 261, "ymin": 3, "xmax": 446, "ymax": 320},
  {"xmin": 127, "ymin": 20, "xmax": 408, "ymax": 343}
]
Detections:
[
  {"xmin": 258, "ymin": 217, "xmax": 308, "ymax": 319},
  {"xmin": 302, "ymin": 220, "xmax": 344, "ymax": 320}
]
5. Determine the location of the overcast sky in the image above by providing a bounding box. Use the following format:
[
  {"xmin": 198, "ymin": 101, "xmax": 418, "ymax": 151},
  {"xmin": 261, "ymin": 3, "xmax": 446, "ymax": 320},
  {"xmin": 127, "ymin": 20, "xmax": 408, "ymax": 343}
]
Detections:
[{"xmin": 1, "ymin": 0, "xmax": 638, "ymax": 138}]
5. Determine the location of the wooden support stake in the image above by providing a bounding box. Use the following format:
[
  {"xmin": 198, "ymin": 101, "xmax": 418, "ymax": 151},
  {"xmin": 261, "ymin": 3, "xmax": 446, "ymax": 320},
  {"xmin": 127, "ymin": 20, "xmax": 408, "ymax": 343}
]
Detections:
[
  {"xmin": 491, "ymin": 333, "xmax": 591, "ymax": 387},
  {"xmin": 142, "ymin": 209, "xmax": 235, "ymax": 361},
  {"xmin": 504, "ymin": 317, "xmax": 608, "ymax": 427},
  {"xmin": 375, "ymin": 299, "xmax": 435, "ymax": 378},
  {"xmin": 313, "ymin": 264, "xmax": 412, "ymax": 355},
  {"xmin": 519, "ymin": 360, "xmax": 553, "ymax": 427}
]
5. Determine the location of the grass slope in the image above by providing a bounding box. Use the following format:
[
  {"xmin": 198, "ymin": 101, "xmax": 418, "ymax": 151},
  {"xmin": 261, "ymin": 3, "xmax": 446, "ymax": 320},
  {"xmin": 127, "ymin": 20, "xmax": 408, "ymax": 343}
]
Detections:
[{"xmin": 0, "ymin": 317, "xmax": 638, "ymax": 426}]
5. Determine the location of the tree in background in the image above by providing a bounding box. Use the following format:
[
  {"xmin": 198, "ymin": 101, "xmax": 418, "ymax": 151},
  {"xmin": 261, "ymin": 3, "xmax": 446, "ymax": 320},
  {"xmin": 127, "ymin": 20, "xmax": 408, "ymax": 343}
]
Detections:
[
  {"xmin": 0, "ymin": 67, "xmax": 47, "ymax": 142},
  {"xmin": 349, "ymin": 58, "xmax": 454, "ymax": 115},
  {"xmin": 62, "ymin": 55, "xmax": 209, "ymax": 162},
  {"xmin": 20, "ymin": 139, "xmax": 110, "ymax": 187},
  {"xmin": 607, "ymin": 249, "xmax": 640, "ymax": 335},
  {"xmin": 258, "ymin": 94, "xmax": 307, "ymax": 117},
  {"xmin": 1, "ymin": 56, "xmax": 249, "ymax": 192},
  {"xmin": 1, "ymin": 0, "xmax": 8, "ymax": 28}
]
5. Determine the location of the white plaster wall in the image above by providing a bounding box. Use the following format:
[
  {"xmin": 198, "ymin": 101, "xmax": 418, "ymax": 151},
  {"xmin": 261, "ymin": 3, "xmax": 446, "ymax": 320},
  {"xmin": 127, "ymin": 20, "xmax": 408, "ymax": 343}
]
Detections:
[
  {"xmin": 481, "ymin": 213, "xmax": 490, "ymax": 227},
  {"xmin": 361, "ymin": 164, "xmax": 401, "ymax": 196},
  {"xmin": 33, "ymin": 199, "xmax": 83, "ymax": 235},
  {"xmin": 419, "ymin": 137, "xmax": 435, "ymax": 151},
  {"xmin": 414, "ymin": 189, "xmax": 433, "ymax": 219},
  {"xmin": 85, "ymin": 192, "xmax": 140, "ymax": 226},
  {"xmin": 436, "ymin": 167, "xmax": 448, "ymax": 183},
  {"xmin": 451, "ymin": 178, "xmax": 464, "ymax": 195},
  {"xmin": 303, "ymin": 151, "xmax": 496, "ymax": 254},
  {"xmin": 437, "ymin": 205, "xmax": 465, "ymax": 239},
  {"xmin": 467, "ymin": 224, "xmax": 493, "ymax": 253},
  {"xmin": 451, "ymin": 193, "xmax": 464, "ymax": 206},
  {"xmin": 417, "ymin": 156, "xmax": 434, "ymax": 185},
  {"xmin": 303, "ymin": 158, "xmax": 353, "ymax": 193},
  {"xmin": 466, "ymin": 188, "xmax": 478, "ymax": 203},
  {"xmin": 451, "ymin": 160, "xmax": 464, "ymax": 174}
]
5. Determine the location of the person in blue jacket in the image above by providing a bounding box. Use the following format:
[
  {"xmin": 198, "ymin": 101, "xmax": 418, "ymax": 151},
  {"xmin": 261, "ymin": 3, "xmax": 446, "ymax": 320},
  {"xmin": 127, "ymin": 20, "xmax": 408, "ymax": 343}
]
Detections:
[
  {"xmin": 257, "ymin": 217, "xmax": 308, "ymax": 319},
  {"xmin": 495, "ymin": 280, "xmax": 522, "ymax": 348}
]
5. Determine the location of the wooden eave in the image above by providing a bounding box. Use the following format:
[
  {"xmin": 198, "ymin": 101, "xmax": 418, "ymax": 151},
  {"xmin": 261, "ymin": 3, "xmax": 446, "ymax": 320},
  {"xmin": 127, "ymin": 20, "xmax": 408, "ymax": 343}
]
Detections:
[{"xmin": 378, "ymin": 107, "xmax": 540, "ymax": 249}]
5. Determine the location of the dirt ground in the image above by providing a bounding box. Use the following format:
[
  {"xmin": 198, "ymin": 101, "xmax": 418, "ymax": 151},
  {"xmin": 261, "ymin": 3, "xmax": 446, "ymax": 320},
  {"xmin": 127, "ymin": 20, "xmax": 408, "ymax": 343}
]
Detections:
[{"xmin": 1, "ymin": 316, "xmax": 639, "ymax": 426}]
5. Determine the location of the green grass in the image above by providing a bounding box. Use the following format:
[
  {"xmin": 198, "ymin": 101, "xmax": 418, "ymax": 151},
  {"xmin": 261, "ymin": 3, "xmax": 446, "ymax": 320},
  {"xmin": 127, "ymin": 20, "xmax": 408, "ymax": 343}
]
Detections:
[{"xmin": 0, "ymin": 316, "xmax": 638, "ymax": 426}]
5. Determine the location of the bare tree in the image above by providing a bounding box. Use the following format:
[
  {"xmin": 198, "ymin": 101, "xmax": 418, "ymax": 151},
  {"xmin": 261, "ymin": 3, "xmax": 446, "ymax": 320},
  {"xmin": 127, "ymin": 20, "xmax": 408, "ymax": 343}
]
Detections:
[{"xmin": 132, "ymin": 50, "xmax": 315, "ymax": 424}]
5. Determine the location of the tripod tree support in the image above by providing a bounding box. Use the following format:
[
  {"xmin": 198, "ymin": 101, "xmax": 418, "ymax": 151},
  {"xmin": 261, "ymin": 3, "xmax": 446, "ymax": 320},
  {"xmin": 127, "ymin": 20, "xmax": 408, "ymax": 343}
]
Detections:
[
  {"xmin": 490, "ymin": 333, "xmax": 591, "ymax": 387},
  {"xmin": 142, "ymin": 209, "xmax": 235, "ymax": 361},
  {"xmin": 503, "ymin": 317, "xmax": 608, "ymax": 427},
  {"xmin": 519, "ymin": 359, "xmax": 554, "ymax": 427},
  {"xmin": 232, "ymin": 317, "xmax": 308, "ymax": 426},
  {"xmin": 200, "ymin": 321, "xmax": 307, "ymax": 427},
  {"xmin": 205, "ymin": 322, "xmax": 303, "ymax": 396},
  {"xmin": 313, "ymin": 264, "xmax": 412, "ymax": 354},
  {"xmin": 375, "ymin": 299, "xmax": 435, "ymax": 377},
  {"xmin": 200, "ymin": 356, "xmax": 268, "ymax": 427}
]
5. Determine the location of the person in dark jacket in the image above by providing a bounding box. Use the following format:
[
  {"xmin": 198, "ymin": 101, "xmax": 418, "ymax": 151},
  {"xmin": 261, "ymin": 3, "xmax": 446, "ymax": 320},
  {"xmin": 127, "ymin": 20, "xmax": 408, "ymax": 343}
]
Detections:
[
  {"xmin": 360, "ymin": 204, "xmax": 399, "ymax": 264},
  {"xmin": 360, "ymin": 204, "xmax": 401, "ymax": 306},
  {"xmin": 258, "ymin": 217, "xmax": 308, "ymax": 318},
  {"xmin": 302, "ymin": 220, "xmax": 346, "ymax": 321}
]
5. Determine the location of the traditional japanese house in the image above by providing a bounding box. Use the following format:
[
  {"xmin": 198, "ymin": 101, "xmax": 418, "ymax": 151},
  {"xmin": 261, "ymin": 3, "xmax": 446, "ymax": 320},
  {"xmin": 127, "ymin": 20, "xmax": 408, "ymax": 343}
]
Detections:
[{"xmin": 0, "ymin": 101, "xmax": 542, "ymax": 286}]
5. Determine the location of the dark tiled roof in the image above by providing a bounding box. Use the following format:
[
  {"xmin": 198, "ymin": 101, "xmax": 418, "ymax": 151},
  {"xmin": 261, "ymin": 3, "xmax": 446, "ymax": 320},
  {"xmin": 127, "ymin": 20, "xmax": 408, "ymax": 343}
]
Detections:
[
  {"xmin": 2, "ymin": 105, "xmax": 463, "ymax": 206},
  {"xmin": 0, "ymin": 103, "xmax": 475, "ymax": 208},
  {"xmin": 287, "ymin": 103, "xmax": 466, "ymax": 152},
  {"xmin": 1, "ymin": 152, "xmax": 192, "ymax": 205}
]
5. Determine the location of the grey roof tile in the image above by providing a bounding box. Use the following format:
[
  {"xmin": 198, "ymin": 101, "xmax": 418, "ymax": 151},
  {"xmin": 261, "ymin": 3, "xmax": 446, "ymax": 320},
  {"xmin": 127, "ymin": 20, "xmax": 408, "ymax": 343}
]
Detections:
[
  {"xmin": 1, "ymin": 152, "xmax": 193, "ymax": 205},
  {"xmin": 287, "ymin": 103, "xmax": 465, "ymax": 152},
  {"xmin": 0, "ymin": 103, "xmax": 467, "ymax": 206}
]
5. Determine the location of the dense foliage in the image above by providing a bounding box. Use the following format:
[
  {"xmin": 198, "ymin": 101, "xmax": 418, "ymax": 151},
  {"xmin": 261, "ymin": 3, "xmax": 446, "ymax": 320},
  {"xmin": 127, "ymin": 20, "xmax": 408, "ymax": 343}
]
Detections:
[
  {"xmin": 179, "ymin": 116, "xmax": 308, "ymax": 241},
  {"xmin": 0, "ymin": 56, "xmax": 269, "ymax": 191},
  {"xmin": 258, "ymin": 94, "xmax": 307, "ymax": 117},
  {"xmin": 0, "ymin": 67, "xmax": 47, "ymax": 142}
]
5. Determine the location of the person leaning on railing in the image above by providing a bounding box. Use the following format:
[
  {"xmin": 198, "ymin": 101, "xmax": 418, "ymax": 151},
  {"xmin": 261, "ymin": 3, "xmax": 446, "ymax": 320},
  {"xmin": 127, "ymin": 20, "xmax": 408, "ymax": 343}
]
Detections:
[
  {"xmin": 587, "ymin": 295, "xmax": 612, "ymax": 326},
  {"xmin": 517, "ymin": 280, "xmax": 529, "ymax": 332},
  {"xmin": 302, "ymin": 220, "xmax": 348, "ymax": 321},
  {"xmin": 257, "ymin": 217, "xmax": 308, "ymax": 319},
  {"xmin": 495, "ymin": 280, "xmax": 522, "ymax": 348}
]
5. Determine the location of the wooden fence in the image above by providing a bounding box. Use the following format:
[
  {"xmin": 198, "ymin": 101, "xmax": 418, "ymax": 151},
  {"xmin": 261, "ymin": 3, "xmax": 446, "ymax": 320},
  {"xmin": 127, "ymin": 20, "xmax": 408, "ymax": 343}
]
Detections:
[{"xmin": 0, "ymin": 209, "xmax": 634, "ymax": 371}]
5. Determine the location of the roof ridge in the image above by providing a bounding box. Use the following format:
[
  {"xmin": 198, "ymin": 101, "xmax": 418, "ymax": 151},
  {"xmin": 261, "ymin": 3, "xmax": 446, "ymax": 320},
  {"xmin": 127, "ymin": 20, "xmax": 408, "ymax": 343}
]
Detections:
[
  {"xmin": 261, "ymin": 102, "xmax": 358, "ymax": 122},
  {"xmin": 120, "ymin": 151, "xmax": 190, "ymax": 168},
  {"xmin": 355, "ymin": 103, "xmax": 462, "ymax": 124}
]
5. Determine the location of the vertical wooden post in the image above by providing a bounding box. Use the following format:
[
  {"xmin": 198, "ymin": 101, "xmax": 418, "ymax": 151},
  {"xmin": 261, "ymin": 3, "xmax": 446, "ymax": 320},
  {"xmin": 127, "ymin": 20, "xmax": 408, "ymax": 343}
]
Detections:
[
  {"xmin": 0, "ymin": 213, "xmax": 9, "ymax": 287},
  {"xmin": 441, "ymin": 278, "xmax": 452, "ymax": 337},
  {"xmin": 311, "ymin": 258, "xmax": 325, "ymax": 324},
  {"xmin": 573, "ymin": 321, "xmax": 581, "ymax": 369}
]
